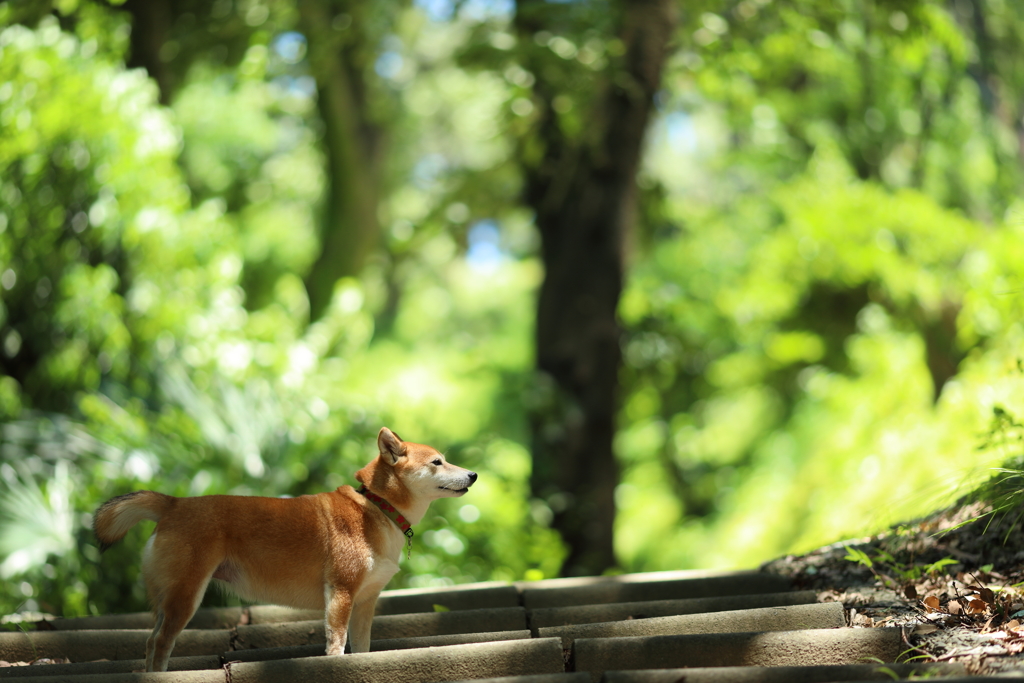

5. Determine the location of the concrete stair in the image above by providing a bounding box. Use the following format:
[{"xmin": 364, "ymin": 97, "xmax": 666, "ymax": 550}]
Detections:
[{"xmin": 0, "ymin": 569, "xmax": 996, "ymax": 682}]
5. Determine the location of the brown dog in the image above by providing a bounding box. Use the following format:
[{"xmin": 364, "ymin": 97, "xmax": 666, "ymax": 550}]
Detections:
[{"xmin": 93, "ymin": 427, "xmax": 477, "ymax": 672}]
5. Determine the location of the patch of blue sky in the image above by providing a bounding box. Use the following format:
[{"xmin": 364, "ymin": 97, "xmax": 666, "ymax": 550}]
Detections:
[
  {"xmin": 272, "ymin": 31, "xmax": 307, "ymax": 64},
  {"xmin": 664, "ymin": 111, "xmax": 698, "ymax": 154},
  {"xmin": 466, "ymin": 219, "xmax": 506, "ymax": 273},
  {"xmin": 414, "ymin": 0, "xmax": 514, "ymax": 22}
]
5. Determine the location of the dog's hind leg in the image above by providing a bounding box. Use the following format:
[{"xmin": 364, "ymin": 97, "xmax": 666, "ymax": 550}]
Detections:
[
  {"xmin": 142, "ymin": 534, "xmax": 216, "ymax": 672},
  {"xmin": 146, "ymin": 575, "xmax": 210, "ymax": 672},
  {"xmin": 324, "ymin": 585, "xmax": 353, "ymax": 656},
  {"xmin": 145, "ymin": 609, "xmax": 164, "ymax": 672}
]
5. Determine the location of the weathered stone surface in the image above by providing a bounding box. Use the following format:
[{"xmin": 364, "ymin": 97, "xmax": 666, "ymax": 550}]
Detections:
[
  {"xmin": 0, "ymin": 628, "xmax": 229, "ymax": 663},
  {"xmin": 234, "ymin": 607, "xmax": 528, "ymax": 649},
  {"xmin": 40, "ymin": 608, "xmax": 242, "ymax": 632},
  {"xmin": 528, "ymin": 591, "xmax": 818, "ymax": 629},
  {"xmin": 0, "ymin": 654, "xmax": 221, "ymax": 678},
  {"xmin": 227, "ymin": 638, "xmax": 565, "ymax": 683},
  {"xmin": 244, "ymin": 606, "xmax": 321, "ymax": 625},
  {"xmin": 0, "ymin": 669, "xmax": 222, "ymax": 683},
  {"xmin": 244, "ymin": 582, "xmax": 521, "ymax": 625},
  {"xmin": 376, "ymin": 582, "xmax": 521, "ymax": 615},
  {"xmin": 12, "ymin": 566, "xmax": 956, "ymax": 683},
  {"xmin": 600, "ymin": 662, "xmax": 966, "ymax": 683},
  {"xmin": 448, "ymin": 676, "xmax": 589, "ymax": 683},
  {"xmin": 539, "ymin": 602, "xmax": 845, "ymax": 647},
  {"xmin": 369, "ymin": 630, "xmax": 531, "ymax": 652},
  {"xmin": 573, "ymin": 627, "xmax": 903, "ymax": 681},
  {"xmin": 224, "ymin": 629, "xmax": 532, "ymax": 662},
  {"xmin": 520, "ymin": 572, "xmax": 793, "ymax": 609},
  {"xmin": 515, "ymin": 568, "xmax": 742, "ymax": 592},
  {"xmin": 372, "ymin": 606, "xmax": 528, "ymax": 640},
  {"xmin": 233, "ymin": 621, "xmax": 324, "ymax": 650}
]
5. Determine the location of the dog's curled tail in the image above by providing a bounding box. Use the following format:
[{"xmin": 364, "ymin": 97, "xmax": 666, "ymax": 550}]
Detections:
[{"xmin": 94, "ymin": 491, "xmax": 174, "ymax": 552}]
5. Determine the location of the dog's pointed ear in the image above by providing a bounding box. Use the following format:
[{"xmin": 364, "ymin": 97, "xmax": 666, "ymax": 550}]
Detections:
[{"xmin": 378, "ymin": 427, "xmax": 406, "ymax": 465}]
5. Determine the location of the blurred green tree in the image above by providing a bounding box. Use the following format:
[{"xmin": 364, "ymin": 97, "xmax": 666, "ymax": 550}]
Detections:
[
  {"xmin": 39, "ymin": 0, "xmax": 398, "ymax": 321},
  {"xmin": 0, "ymin": 17, "xmax": 189, "ymax": 414},
  {"xmin": 613, "ymin": 0, "xmax": 1024, "ymax": 568},
  {"xmin": 0, "ymin": 4, "xmax": 568, "ymax": 619},
  {"xmin": 2, "ymin": 0, "xmax": 1024, "ymax": 625}
]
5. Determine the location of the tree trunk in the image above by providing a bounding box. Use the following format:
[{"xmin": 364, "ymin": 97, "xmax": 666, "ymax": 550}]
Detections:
[
  {"xmin": 297, "ymin": 0, "xmax": 387, "ymax": 322},
  {"xmin": 122, "ymin": 0, "xmax": 176, "ymax": 105},
  {"xmin": 519, "ymin": 0, "xmax": 676, "ymax": 576}
]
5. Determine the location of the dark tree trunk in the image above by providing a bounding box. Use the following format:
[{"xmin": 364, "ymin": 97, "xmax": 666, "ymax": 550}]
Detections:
[
  {"xmin": 297, "ymin": 0, "xmax": 387, "ymax": 323},
  {"xmin": 122, "ymin": 0, "xmax": 176, "ymax": 105},
  {"xmin": 518, "ymin": 0, "xmax": 676, "ymax": 576}
]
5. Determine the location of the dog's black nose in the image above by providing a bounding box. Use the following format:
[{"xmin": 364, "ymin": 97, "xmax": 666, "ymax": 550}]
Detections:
[{"xmin": 468, "ymin": 471, "xmax": 478, "ymax": 483}]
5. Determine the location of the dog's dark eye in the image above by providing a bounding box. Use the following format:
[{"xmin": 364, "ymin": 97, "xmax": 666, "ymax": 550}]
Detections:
[{"xmin": 432, "ymin": 458, "xmax": 442, "ymax": 466}]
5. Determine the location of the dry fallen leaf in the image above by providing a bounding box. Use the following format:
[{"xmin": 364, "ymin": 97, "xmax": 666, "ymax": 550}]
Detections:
[
  {"xmin": 948, "ymin": 599, "xmax": 963, "ymax": 615},
  {"xmin": 967, "ymin": 598, "xmax": 987, "ymax": 614},
  {"xmin": 913, "ymin": 623, "xmax": 939, "ymax": 635}
]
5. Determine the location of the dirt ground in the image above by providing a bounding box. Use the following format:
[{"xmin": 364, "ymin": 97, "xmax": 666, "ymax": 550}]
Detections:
[{"xmin": 762, "ymin": 499, "xmax": 1024, "ymax": 675}]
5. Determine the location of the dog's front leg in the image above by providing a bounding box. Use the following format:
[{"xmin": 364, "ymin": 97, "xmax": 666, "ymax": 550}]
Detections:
[
  {"xmin": 324, "ymin": 585, "xmax": 353, "ymax": 656},
  {"xmin": 347, "ymin": 593, "xmax": 379, "ymax": 654}
]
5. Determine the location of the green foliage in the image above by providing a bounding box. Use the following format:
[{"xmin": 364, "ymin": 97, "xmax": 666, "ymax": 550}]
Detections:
[
  {"xmin": 843, "ymin": 544, "xmax": 957, "ymax": 586},
  {"xmin": 617, "ymin": 147, "xmax": 1024, "ymax": 569},
  {"xmin": 0, "ymin": 18, "xmax": 563, "ymax": 619},
  {"xmin": 673, "ymin": 0, "xmax": 1023, "ymax": 217},
  {"xmin": 844, "ymin": 546, "xmax": 874, "ymax": 570},
  {"xmin": 2, "ymin": 0, "xmax": 1024, "ymax": 622},
  {"xmin": 615, "ymin": 0, "xmax": 1024, "ymax": 571},
  {"xmin": 949, "ymin": 402, "xmax": 1024, "ymax": 539},
  {"xmin": 0, "ymin": 19, "xmax": 186, "ymax": 412}
]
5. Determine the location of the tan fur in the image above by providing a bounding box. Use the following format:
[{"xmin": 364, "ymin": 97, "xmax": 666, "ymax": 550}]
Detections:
[{"xmin": 93, "ymin": 427, "xmax": 476, "ymax": 672}]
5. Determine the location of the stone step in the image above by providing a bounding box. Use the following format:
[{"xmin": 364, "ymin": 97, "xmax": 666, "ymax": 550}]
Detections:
[
  {"xmin": 233, "ymin": 606, "xmax": 529, "ymax": 649},
  {"xmin": 0, "ymin": 672, "xmax": 222, "ymax": 683},
  {"xmin": 39, "ymin": 585, "xmax": 812, "ymax": 638},
  {"xmin": 528, "ymin": 590, "xmax": 819, "ymax": 629},
  {"xmin": 0, "ymin": 654, "xmax": 221, "ymax": 679},
  {"xmin": 378, "ymin": 581, "xmax": 523, "ymax": 615},
  {"xmin": 229, "ymin": 638, "xmax": 565, "ymax": 683},
  {"xmin": 230, "ymin": 629, "xmax": 533, "ymax": 661},
  {"xmin": 1, "ymin": 606, "xmax": 530, "ymax": 664},
  {"xmin": 245, "ymin": 582, "xmax": 523, "ymax": 624},
  {"xmin": 520, "ymin": 572, "xmax": 793, "ymax": 609},
  {"xmin": 17, "ymin": 569, "xmax": 995, "ymax": 683},
  {"xmin": 40, "ymin": 607, "xmax": 242, "ymax": 632},
  {"xmin": 0, "ymin": 628, "xmax": 229, "ymax": 663},
  {"xmin": 450, "ymin": 677, "xmax": 591, "ymax": 683},
  {"xmin": 0, "ymin": 631, "xmax": 534, "ymax": 678},
  {"xmin": 600, "ymin": 662, "xmax": 968, "ymax": 683},
  {"xmin": 573, "ymin": 627, "xmax": 903, "ymax": 681},
  {"xmin": 516, "ymin": 569, "xmax": 750, "ymax": 590},
  {"xmin": 39, "ymin": 582, "xmax": 523, "ymax": 633},
  {"xmin": 0, "ymin": 638, "xmax": 565, "ymax": 683},
  {"xmin": 540, "ymin": 602, "xmax": 845, "ymax": 647}
]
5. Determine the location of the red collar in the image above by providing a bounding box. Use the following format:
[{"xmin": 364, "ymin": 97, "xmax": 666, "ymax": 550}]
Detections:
[{"xmin": 357, "ymin": 485, "xmax": 414, "ymax": 539}]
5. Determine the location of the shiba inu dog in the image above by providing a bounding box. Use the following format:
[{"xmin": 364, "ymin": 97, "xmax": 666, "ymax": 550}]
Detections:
[{"xmin": 93, "ymin": 427, "xmax": 477, "ymax": 672}]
